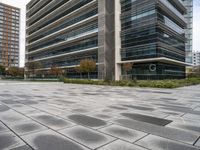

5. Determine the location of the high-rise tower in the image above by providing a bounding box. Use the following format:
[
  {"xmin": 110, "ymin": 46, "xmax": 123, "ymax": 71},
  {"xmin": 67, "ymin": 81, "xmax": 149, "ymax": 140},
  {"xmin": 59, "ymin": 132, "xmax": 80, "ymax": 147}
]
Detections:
[{"xmin": 0, "ymin": 2, "xmax": 20, "ymax": 67}]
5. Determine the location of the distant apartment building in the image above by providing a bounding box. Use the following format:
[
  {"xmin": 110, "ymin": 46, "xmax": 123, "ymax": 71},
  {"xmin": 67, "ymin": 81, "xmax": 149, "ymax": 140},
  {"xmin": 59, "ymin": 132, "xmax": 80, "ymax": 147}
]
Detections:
[
  {"xmin": 26, "ymin": 0, "xmax": 190, "ymax": 80},
  {"xmin": 0, "ymin": 2, "xmax": 20, "ymax": 67},
  {"xmin": 183, "ymin": 0, "xmax": 193, "ymax": 64},
  {"xmin": 193, "ymin": 52, "xmax": 200, "ymax": 66}
]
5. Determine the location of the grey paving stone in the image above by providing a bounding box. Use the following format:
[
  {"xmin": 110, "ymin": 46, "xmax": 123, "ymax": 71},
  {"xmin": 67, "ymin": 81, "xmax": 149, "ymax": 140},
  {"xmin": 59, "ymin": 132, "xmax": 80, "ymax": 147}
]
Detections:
[
  {"xmin": 0, "ymin": 110, "xmax": 29, "ymax": 124},
  {"xmin": 136, "ymin": 135, "xmax": 200, "ymax": 150},
  {"xmin": 167, "ymin": 122, "xmax": 200, "ymax": 133},
  {"xmin": 0, "ymin": 104, "xmax": 10, "ymax": 112},
  {"xmin": 195, "ymin": 138, "xmax": 200, "ymax": 147},
  {"xmin": 153, "ymin": 110, "xmax": 183, "ymax": 116},
  {"xmin": 17, "ymin": 100, "xmax": 38, "ymax": 105},
  {"xmin": 160, "ymin": 98, "xmax": 178, "ymax": 101},
  {"xmin": 1, "ymin": 100, "xmax": 18, "ymax": 105},
  {"xmin": 91, "ymin": 114, "xmax": 113, "ymax": 120},
  {"xmin": 113, "ymin": 119, "xmax": 199, "ymax": 145},
  {"xmin": 0, "ymin": 94, "xmax": 12, "ymax": 97},
  {"xmin": 99, "ymin": 124, "xmax": 147, "ymax": 143},
  {"xmin": 22, "ymin": 130, "xmax": 89, "ymax": 150},
  {"xmin": 0, "ymin": 122, "xmax": 8, "ymax": 133},
  {"xmin": 194, "ymin": 107, "xmax": 200, "ymax": 111},
  {"xmin": 125, "ymin": 109, "xmax": 169, "ymax": 118},
  {"xmin": 156, "ymin": 104, "xmax": 191, "ymax": 110},
  {"xmin": 98, "ymin": 140, "xmax": 148, "ymax": 150},
  {"xmin": 166, "ymin": 116, "xmax": 200, "ymax": 124},
  {"xmin": 56, "ymin": 100, "xmax": 76, "ymax": 104},
  {"xmin": 109, "ymin": 106, "xmax": 128, "ymax": 110},
  {"xmin": 9, "ymin": 104, "xmax": 38, "ymax": 113},
  {"xmin": 10, "ymin": 120, "xmax": 47, "ymax": 136},
  {"xmin": 30, "ymin": 113, "xmax": 74, "ymax": 130},
  {"xmin": 182, "ymin": 113, "xmax": 200, "ymax": 120},
  {"xmin": 153, "ymin": 91, "xmax": 172, "ymax": 94},
  {"xmin": 71, "ymin": 108, "xmax": 89, "ymax": 113},
  {"xmin": 10, "ymin": 145, "xmax": 32, "ymax": 150},
  {"xmin": 59, "ymin": 126, "xmax": 115, "ymax": 149},
  {"xmin": 68, "ymin": 114, "xmax": 107, "ymax": 128},
  {"xmin": 121, "ymin": 113, "xmax": 172, "ymax": 126},
  {"xmin": 122, "ymin": 105, "xmax": 155, "ymax": 111},
  {"xmin": 0, "ymin": 132, "xmax": 25, "ymax": 150},
  {"xmin": 1, "ymin": 81, "xmax": 200, "ymax": 150},
  {"xmin": 159, "ymin": 106, "xmax": 200, "ymax": 115}
]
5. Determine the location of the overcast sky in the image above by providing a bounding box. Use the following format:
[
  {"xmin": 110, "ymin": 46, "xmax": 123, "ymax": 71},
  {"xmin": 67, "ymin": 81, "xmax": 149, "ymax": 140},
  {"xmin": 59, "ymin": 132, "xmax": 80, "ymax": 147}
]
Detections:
[{"xmin": 0, "ymin": 0, "xmax": 200, "ymax": 67}]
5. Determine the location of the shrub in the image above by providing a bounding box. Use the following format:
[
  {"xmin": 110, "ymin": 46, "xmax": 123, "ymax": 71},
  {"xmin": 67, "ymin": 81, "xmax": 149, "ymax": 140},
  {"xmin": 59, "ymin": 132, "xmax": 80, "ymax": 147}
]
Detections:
[
  {"xmin": 63, "ymin": 77, "xmax": 200, "ymax": 89},
  {"xmin": 0, "ymin": 65, "xmax": 6, "ymax": 75}
]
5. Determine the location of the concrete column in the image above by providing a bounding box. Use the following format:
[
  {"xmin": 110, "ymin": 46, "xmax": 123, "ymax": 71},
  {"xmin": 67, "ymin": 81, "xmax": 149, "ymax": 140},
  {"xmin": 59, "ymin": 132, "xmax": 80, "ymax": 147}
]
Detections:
[
  {"xmin": 98, "ymin": 0, "xmax": 115, "ymax": 80},
  {"xmin": 115, "ymin": 0, "xmax": 122, "ymax": 81}
]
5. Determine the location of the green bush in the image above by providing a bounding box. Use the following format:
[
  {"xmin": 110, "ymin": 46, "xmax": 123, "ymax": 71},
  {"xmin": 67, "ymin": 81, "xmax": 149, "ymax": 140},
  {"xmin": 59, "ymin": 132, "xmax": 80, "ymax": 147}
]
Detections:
[
  {"xmin": 63, "ymin": 77, "xmax": 200, "ymax": 89},
  {"xmin": 137, "ymin": 80, "xmax": 178, "ymax": 88}
]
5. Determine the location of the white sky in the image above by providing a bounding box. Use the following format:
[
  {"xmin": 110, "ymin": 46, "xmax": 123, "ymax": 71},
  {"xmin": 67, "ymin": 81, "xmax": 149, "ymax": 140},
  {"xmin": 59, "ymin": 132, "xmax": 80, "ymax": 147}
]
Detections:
[{"xmin": 0, "ymin": 0, "xmax": 200, "ymax": 67}]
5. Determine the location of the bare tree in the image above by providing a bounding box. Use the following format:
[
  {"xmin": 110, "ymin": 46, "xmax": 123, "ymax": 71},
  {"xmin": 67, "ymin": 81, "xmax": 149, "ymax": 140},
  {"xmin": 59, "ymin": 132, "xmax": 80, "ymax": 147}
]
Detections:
[
  {"xmin": 122, "ymin": 63, "xmax": 133, "ymax": 80},
  {"xmin": 191, "ymin": 65, "xmax": 200, "ymax": 77},
  {"xmin": 6, "ymin": 67, "xmax": 24, "ymax": 77},
  {"xmin": 49, "ymin": 65, "xmax": 63, "ymax": 78},
  {"xmin": 26, "ymin": 61, "xmax": 42, "ymax": 77},
  {"xmin": 75, "ymin": 66, "xmax": 82, "ymax": 78},
  {"xmin": 79, "ymin": 59, "xmax": 96, "ymax": 79}
]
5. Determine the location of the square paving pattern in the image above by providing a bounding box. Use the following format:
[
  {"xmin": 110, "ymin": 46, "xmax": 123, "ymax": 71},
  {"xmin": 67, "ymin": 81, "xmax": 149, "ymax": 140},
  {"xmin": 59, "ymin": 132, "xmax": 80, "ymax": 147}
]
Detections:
[{"xmin": 0, "ymin": 81, "xmax": 200, "ymax": 150}]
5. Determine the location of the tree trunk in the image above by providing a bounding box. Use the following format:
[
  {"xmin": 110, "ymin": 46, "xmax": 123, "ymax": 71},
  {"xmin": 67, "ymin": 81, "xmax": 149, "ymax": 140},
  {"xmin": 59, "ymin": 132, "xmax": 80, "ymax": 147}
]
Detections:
[{"xmin": 88, "ymin": 72, "xmax": 90, "ymax": 80}]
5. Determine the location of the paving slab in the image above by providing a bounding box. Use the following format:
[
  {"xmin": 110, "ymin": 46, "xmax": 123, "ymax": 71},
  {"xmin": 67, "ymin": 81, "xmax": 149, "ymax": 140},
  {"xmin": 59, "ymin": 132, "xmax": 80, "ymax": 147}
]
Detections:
[
  {"xmin": 90, "ymin": 113, "xmax": 114, "ymax": 121},
  {"xmin": 1, "ymin": 81, "xmax": 200, "ymax": 150},
  {"xmin": 166, "ymin": 121, "xmax": 200, "ymax": 133},
  {"xmin": 10, "ymin": 145, "xmax": 32, "ymax": 150},
  {"xmin": 0, "ymin": 110, "xmax": 30, "ymax": 125},
  {"xmin": 113, "ymin": 118, "xmax": 199, "ymax": 145},
  {"xmin": 0, "ymin": 131, "xmax": 25, "ymax": 150},
  {"xmin": 9, "ymin": 120, "xmax": 47, "ymax": 136},
  {"xmin": 98, "ymin": 140, "xmax": 148, "ymax": 150},
  {"xmin": 121, "ymin": 113, "xmax": 172, "ymax": 126},
  {"xmin": 195, "ymin": 138, "xmax": 200, "ymax": 147},
  {"xmin": 182, "ymin": 113, "xmax": 200, "ymax": 120},
  {"xmin": 122, "ymin": 104, "xmax": 155, "ymax": 111},
  {"xmin": 21, "ymin": 130, "xmax": 89, "ymax": 150},
  {"xmin": 99, "ymin": 124, "xmax": 147, "ymax": 143},
  {"xmin": 59, "ymin": 125, "xmax": 115, "ymax": 149},
  {"xmin": 0, "ymin": 122, "xmax": 8, "ymax": 133},
  {"xmin": 68, "ymin": 114, "xmax": 107, "ymax": 128},
  {"xmin": 30, "ymin": 113, "xmax": 75, "ymax": 130},
  {"xmin": 136, "ymin": 135, "xmax": 200, "ymax": 150},
  {"xmin": 0, "ymin": 104, "xmax": 10, "ymax": 112}
]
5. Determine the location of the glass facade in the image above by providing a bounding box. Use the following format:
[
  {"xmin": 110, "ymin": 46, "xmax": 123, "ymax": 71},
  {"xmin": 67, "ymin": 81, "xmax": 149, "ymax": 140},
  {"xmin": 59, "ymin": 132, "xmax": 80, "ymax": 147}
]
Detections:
[
  {"xmin": 26, "ymin": 0, "xmax": 98, "ymax": 78},
  {"xmin": 26, "ymin": 0, "xmax": 190, "ymax": 80},
  {"xmin": 120, "ymin": 0, "xmax": 187, "ymax": 79},
  {"xmin": 28, "ymin": 36, "xmax": 98, "ymax": 61},
  {"xmin": 122, "ymin": 62, "xmax": 185, "ymax": 80},
  {"xmin": 27, "ymin": 0, "xmax": 94, "ymax": 35},
  {"xmin": 28, "ymin": 8, "xmax": 98, "ymax": 43}
]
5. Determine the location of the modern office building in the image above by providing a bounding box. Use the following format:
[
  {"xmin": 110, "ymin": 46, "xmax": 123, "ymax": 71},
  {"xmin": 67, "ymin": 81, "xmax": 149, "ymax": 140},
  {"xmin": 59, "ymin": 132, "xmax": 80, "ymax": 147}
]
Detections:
[
  {"xmin": 0, "ymin": 2, "xmax": 20, "ymax": 67},
  {"xmin": 26, "ymin": 0, "xmax": 190, "ymax": 80},
  {"xmin": 193, "ymin": 52, "xmax": 200, "ymax": 66},
  {"xmin": 183, "ymin": 0, "xmax": 193, "ymax": 64}
]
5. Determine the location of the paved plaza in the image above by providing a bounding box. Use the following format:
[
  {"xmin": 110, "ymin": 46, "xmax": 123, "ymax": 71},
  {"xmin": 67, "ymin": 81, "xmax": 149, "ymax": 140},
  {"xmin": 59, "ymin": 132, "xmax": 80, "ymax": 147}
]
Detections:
[{"xmin": 0, "ymin": 81, "xmax": 200, "ymax": 150}]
